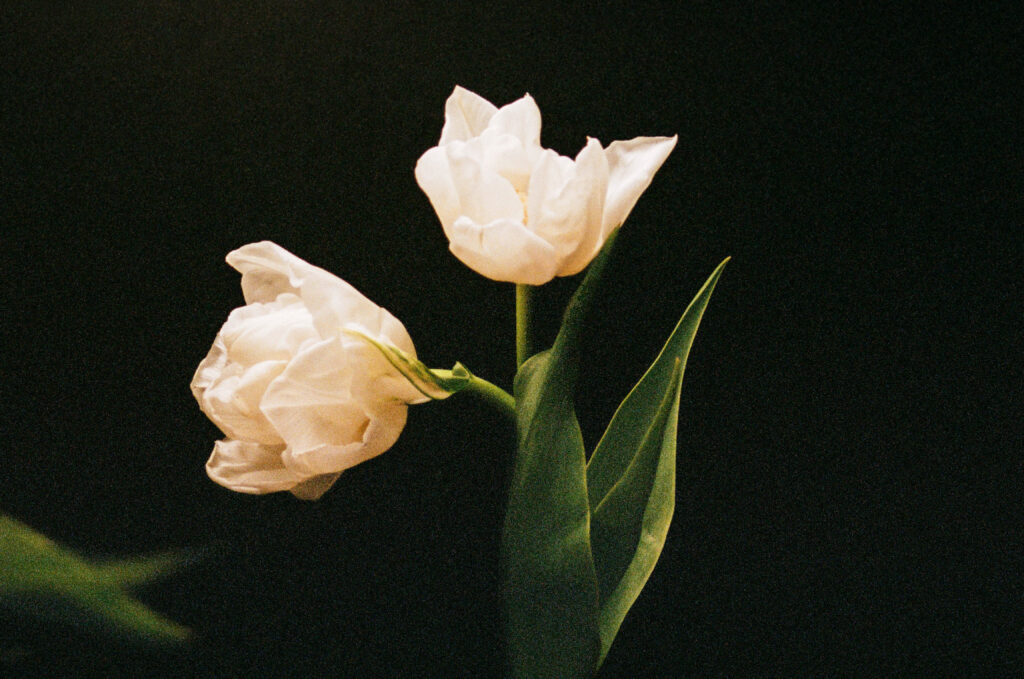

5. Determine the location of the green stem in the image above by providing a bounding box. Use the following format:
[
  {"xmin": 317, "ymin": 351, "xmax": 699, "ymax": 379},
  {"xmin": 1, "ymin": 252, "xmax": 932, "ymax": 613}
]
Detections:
[
  {"xmin": 516, "ymin": 284, "xmax": 535, "ymax": 369},
  {"xmin": 462, "ymin": 373, "xmax": 516, "ymax": 422}
]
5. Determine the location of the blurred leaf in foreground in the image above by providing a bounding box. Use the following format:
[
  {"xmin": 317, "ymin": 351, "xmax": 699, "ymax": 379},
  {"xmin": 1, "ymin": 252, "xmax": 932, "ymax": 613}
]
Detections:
[{"xmin": 0, "ymin": 514, "xmax": 191, "ymax": 643}]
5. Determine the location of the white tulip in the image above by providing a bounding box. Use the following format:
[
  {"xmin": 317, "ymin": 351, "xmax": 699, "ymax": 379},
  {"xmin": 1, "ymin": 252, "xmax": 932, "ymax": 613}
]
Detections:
[
  {"xmin": 415, "ymin": 86, "xmax": 678, "ymax": 285},
  {"xmin": 191, "ymin": 241, "xmax": 433, "ymax": 500}
]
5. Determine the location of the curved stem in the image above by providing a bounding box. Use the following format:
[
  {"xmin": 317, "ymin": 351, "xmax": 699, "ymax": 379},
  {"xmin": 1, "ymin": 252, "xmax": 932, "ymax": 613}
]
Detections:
[
  {"xmin": 516, "ymin": 284, "xmax": 535, "ymax": 369},
  {"xmin": 461, "ymin": 373, "xmax": 516, "ymax": 422}
]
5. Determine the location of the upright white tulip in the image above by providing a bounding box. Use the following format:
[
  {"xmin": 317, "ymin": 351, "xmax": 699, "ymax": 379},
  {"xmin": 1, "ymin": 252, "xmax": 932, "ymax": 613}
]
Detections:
[
  {"xmin": 416, "ymin": 86, "xmax": 677, "ymax": 285},
  {"xmin": 191, "ymin": 241, "xmax": 435, "ymax": 500}
]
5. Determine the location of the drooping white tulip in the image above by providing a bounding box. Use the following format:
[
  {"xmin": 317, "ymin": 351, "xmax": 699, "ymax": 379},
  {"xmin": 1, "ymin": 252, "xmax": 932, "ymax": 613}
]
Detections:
[{"xmin": 192, "ymin": 241, "xmax": 435, "ymax": 500}]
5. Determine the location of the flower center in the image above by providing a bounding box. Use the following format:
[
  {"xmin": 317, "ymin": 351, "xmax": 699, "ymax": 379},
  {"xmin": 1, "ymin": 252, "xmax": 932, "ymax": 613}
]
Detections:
[{"xmin": 516, "ymin": 189, "xmax": 529, "ymax": 223}]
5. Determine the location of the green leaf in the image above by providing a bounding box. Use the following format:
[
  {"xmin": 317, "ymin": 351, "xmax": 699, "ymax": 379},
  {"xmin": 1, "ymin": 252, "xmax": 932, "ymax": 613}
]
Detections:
[
  {"xmin": 345, "ymin": 329, "xmax": 472, "ymax": 399},
  {"xmin": 502, "ymin": 234, "xmax": 622, "ymax": 679},
  {"xmin": 91, "ymin": 552, "xmax": 185, "ymax": 587},
  {"xmin": 0, "ymin": 514, "xmax": 191, "ymax": 643},
  {"xmin": 586, "ymin": 257, "xmax": 729, "ymax": 665},
  {"xmin": 505, "ymin": 350, "xmax": 598, "ymax": 679}
]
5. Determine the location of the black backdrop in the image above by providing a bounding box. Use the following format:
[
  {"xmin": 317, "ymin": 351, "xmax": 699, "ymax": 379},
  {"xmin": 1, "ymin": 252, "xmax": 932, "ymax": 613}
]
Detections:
[{"xmin": 2, "ymin": 2, "xmax": 1019, "ymax": 677}]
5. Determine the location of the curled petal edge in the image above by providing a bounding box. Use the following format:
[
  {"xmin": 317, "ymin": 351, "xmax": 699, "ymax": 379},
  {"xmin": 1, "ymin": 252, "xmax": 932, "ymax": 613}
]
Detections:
[
  {"xmin": 601, "ymin": 135, "xmax": 678, "ymax": 238},
  {"xmin": 206, "ymin": 440, "xmax": 305, "ymax": 495},
  {"xmin": 440, "ymin": 86, "xmax": 499, "ymax": 144}
]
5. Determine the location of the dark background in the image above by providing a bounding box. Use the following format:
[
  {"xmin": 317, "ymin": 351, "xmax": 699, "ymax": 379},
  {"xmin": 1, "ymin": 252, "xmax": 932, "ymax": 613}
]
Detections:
[{"xmin": 2, "ymin": 1, "xmax": 1020, "ymax": 676}]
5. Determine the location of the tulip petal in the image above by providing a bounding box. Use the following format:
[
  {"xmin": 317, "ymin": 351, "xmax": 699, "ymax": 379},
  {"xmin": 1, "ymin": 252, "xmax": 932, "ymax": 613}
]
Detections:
[
  {"xmin": 206, "ymin": 440, "xmax": 304, "ymax": 494},
  {"xmin": 280, "ymin": 404, "xmax": 407, "ymax": 477},
  {"xmin": 487, "ymin": 93, "xmax": 542, "ymax": 149},
  {"xmin": 260, "ymin": 337, "xmax": 364, "ymax": 454},
  {"xmin": 198, "ymin": 359, "xmax": 288, "ymax": 444},
  {"xmin": 289, "ymin": 473, "xmax": 342, "ymax": 501},
  {"xmin": 377, "ymin": 312, "xmax": 417, "ymax": 357},
  {"xmin": 310, "ymin": 285, "xmax": 414, "ymax": 353},
  {"xmin": 447, "ymin": 151, "xmax": 525, "ymax": 225},
  {"xmin": 343, "ymin": 329, "xmax": 460, "ymax": 402},
  {"xmin": 477, "ymin": 132, "xmax": 538, "ymax": 194},
  {"xmin": 600, "ymin": 135, "xmax": 677, "ymax": 237},
  {"xmin": 342, "ymin": 337, "xmax": 434, "ymax": 405},
  {"xmin": 449, "ymin": 216, "xmax": 561, "ymax": 285},
  {"xmin": 415, "ymin": 147, "xmax": 462, "ymax": 238},
  {"xmin": 191, "ymin": 334, "xmax": 229, "ymax": 399},
  {"xmin": 440, "ymin": 86, "xmax": 498, "ymax": 144},
  {"xmin": 259, "ymin": 336, "xmax": 413, "ymax": 478},
  {"xmin": 226, "ymin": 241, "xmax": 313, "ymax": 304},
  {"xmin": 527, "ymin": 139, "xmax": 610, "ymax": 277},
  {"xmin": 219, "ymin": 296, "xmax": 317, "ymax": 365},
  {"xmin": 227, "ymin": 241, "xmax": 413, "ymax": 352}
]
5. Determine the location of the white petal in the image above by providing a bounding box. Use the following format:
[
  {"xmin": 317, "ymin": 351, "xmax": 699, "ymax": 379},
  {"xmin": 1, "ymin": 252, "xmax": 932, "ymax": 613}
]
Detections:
[
  {"xmin": 227, "ymin": 241, "xmax": 380, "ymax": 340},
  {"xmin": 219, "ymin": 297, "xmax": 317, "ymax": 365},
  {"xmin": 199, "ymin": 359, "xmax": 288, "ymax": 444},
  {"xmin": 414, "ymin": 146, "xmax": 462, "ymax": 238},
  {"xmin": 448, "ymin": 216, "xmax": 561, "ymax": 285},
  {"xmin": 227, "ymin": 241, "xmax": 408, "ymax": 348},
  {"xmin": 289, "ymin": 473, "xmax": 342, "ymax": 501},
  {"xmin": 325, "ymin": 296, "xmax": 416, "ymax": 369},
  {"xmin": 281, "ymin": 405, "xmax": 408, "ymax": 476},
  {"xmin": 226, "ymin": 241, "xmax": 314, "ymax": 304},
  {"xmin": 447, "ymin": 151, "xmax": 524, "ymax": 225},
  {"xmin": 526, "ymin": 139, "xmax": 610, "ymax": 277},
  {"xmin": 377, "ymin": 312, "xmax": 417, "ymax": 357},
  {"xmin": 440, "ymin": 86, "xmax": 498, "ymax": 144},
  {"xmin": 476, "ymin": 131, "xmax": 537, "ymax": 194},
  {"xmin": 206, "ymin": 440, "xmax": 304, "ymax": 494},
  {"xmin": 601, "ymin": 135, "xmax": 678, "ymax": 237},
  {"xmin": 341, "ymin": 337, "xmax": 431, "ymax": 405},
  {"xmin": 260, "ymin": 338, "xmax": 366, "ymax": 456},
  {"xmin": 191, "ymin": 333, "xmax": 230, "ymax": 401},
  {"xmin": 307, "ymin": 283, "xmax": 408, "ymax": 349},
  {"xmin": 487, "ymin": 93, "xmax": 542, "ymax": 148}
]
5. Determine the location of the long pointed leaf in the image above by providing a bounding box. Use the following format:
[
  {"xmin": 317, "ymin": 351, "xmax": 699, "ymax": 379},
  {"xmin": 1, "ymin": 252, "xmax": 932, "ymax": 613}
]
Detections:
[
  {"xmin": 589, "ymin": 360, "xmax": 683, "ymax": 664},
  {"xmin": 586, "ymin": 258, "xmax": 728, "ymax": 664},
  {"xmin": 587, "ymin": 257, "xmax": 729, "ymax": 506},
  {"xmin": 502, "ymin": 234, "xmax": 622, "ymax": 678}
]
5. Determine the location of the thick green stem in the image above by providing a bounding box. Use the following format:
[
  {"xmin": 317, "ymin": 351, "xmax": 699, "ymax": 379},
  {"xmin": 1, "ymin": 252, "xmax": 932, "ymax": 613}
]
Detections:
[
  {"xmin": 462, "ymin": 373, "xmax": 516, "ymax": 422},
  {"xmin": 516, "ymin": 284, "xmax": 535, "ymax": 369}
]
